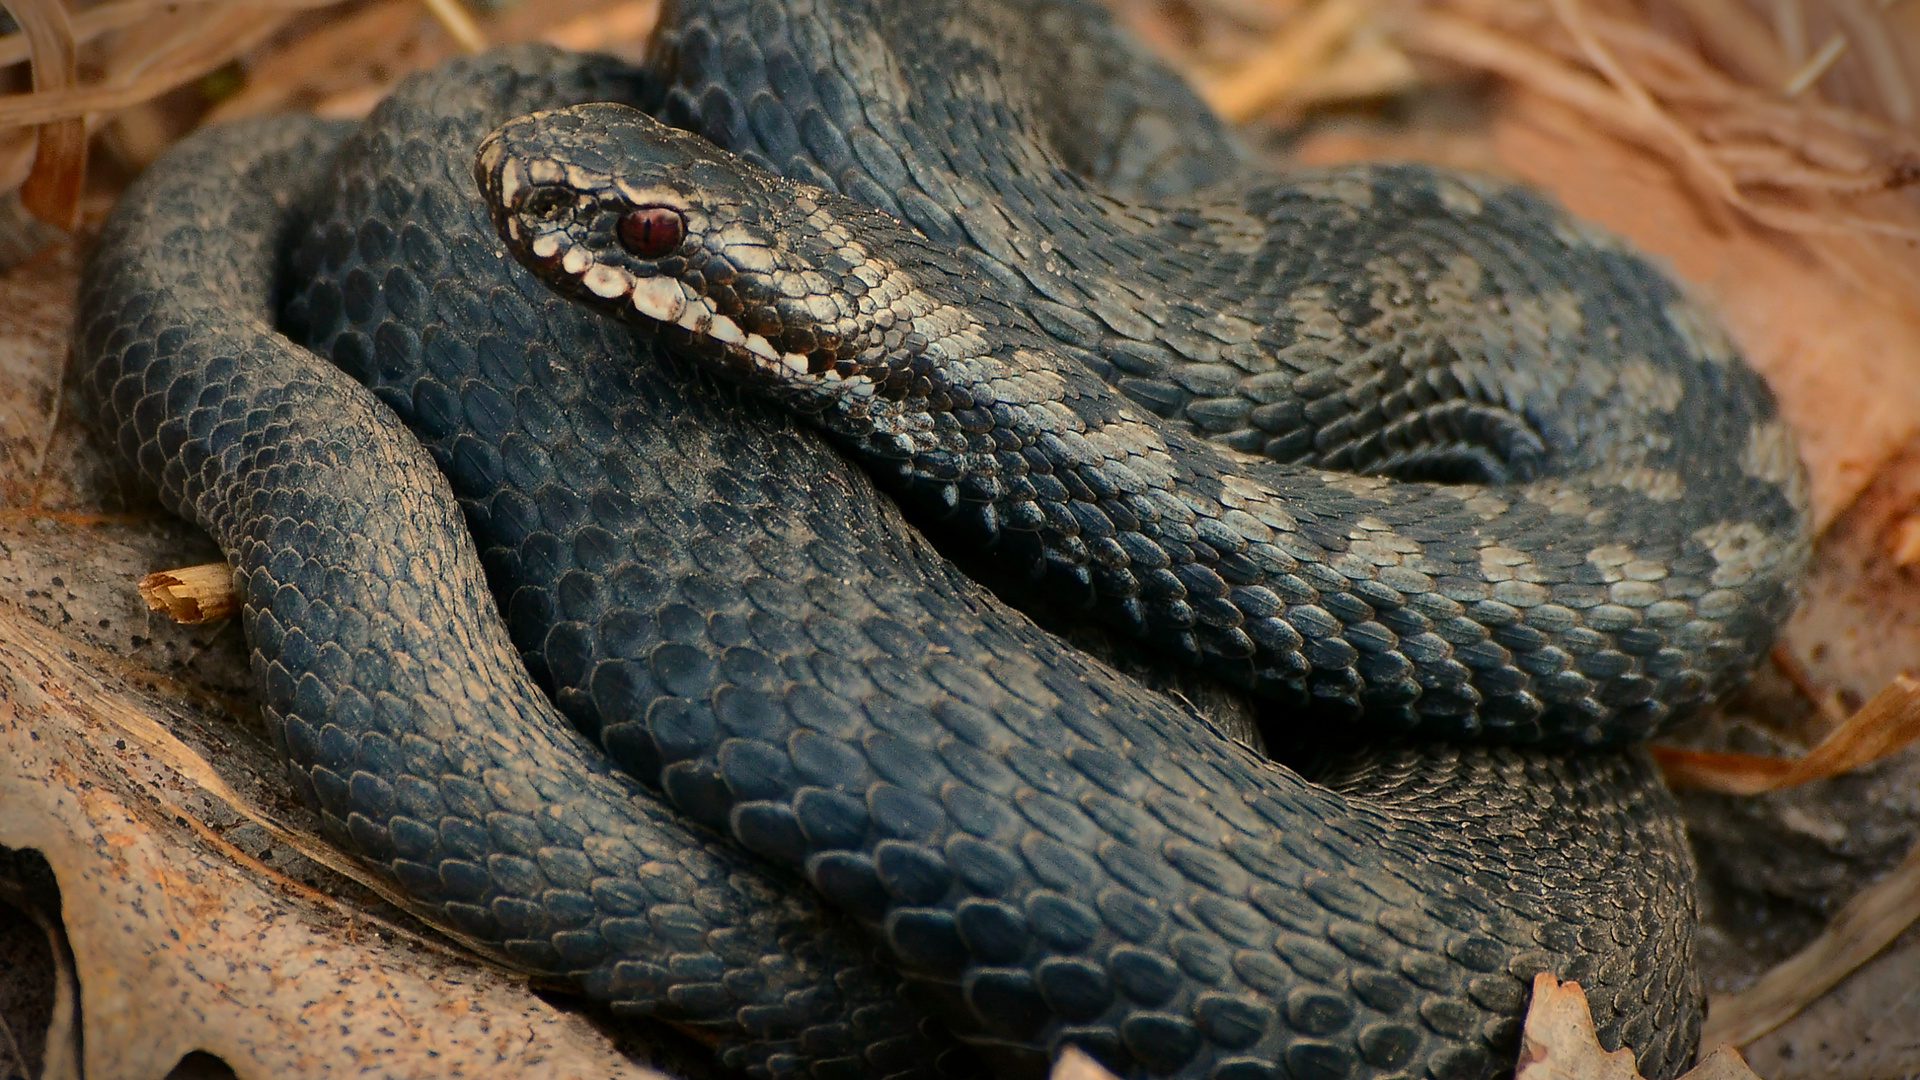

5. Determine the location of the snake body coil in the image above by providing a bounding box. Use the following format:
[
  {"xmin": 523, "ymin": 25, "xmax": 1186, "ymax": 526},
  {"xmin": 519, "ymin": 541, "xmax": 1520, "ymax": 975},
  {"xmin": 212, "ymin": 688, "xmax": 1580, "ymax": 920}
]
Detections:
[{"xmin": 75, "ymin": 1, "xmax": 1809, "ymax": 1077}]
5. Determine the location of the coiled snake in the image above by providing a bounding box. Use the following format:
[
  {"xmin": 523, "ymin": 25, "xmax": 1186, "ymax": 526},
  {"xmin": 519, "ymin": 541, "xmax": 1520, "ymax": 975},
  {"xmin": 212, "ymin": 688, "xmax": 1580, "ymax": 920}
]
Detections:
[{"xmin": 75, "ymin": 1, "xmax": 1810, "ymax": 1077}]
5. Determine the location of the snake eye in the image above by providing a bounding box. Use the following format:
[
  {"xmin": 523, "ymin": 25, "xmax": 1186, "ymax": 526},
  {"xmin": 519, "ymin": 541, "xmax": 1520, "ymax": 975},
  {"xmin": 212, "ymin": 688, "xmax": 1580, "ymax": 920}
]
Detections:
[{"xmin": 618, "ymin": 205, "xmax": 685, "ymax": 259}]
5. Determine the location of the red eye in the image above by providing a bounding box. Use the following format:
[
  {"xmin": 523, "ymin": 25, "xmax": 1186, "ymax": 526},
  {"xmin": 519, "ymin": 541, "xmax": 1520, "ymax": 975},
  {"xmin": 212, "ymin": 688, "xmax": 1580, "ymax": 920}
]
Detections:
[{"xmin": 617, "ymin": 205, "xmax": 685, "ymax": 258}]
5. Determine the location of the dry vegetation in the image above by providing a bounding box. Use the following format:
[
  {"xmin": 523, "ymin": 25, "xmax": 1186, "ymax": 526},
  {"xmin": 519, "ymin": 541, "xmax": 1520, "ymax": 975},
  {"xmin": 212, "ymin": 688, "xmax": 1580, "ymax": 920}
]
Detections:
[{"xmin": 1, "ymin": 1, "xmax": 1919, "ymax": 1077}]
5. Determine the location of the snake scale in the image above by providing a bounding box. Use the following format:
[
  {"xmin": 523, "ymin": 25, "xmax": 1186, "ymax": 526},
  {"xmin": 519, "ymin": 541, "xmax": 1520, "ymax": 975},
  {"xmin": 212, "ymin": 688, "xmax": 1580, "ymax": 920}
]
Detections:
[{"xmin": 74, "ymin": 0, "xmax": 1810, "ymax": 1076}]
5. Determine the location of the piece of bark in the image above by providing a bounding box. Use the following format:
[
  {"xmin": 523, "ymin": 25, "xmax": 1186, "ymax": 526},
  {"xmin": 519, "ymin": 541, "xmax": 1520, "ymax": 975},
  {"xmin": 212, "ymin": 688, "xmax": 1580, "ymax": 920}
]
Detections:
[{"xmin": 137, "ymin": 561, "xmax": 239, "ymax": 624}]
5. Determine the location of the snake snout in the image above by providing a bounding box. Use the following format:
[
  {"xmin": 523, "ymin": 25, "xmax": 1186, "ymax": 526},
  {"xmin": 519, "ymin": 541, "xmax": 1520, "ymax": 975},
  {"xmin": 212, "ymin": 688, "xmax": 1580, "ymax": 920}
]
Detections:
[{"xmin": 473, "ymin": 130, "xmax": 562, "ymax": 263}]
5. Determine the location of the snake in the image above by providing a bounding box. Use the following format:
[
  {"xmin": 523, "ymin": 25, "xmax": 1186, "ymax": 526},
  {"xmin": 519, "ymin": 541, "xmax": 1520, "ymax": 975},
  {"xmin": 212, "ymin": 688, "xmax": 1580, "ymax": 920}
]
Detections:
[{"xmin": 72, "ymin": 0, "xmax": 1811, "ymax": 1076}]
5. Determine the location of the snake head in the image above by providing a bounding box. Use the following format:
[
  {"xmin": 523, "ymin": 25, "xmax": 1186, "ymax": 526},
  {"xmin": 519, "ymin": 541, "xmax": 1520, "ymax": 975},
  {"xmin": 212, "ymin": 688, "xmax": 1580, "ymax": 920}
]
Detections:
[
  {"xmin": 477, "ymin": 102, "xmax": 973, "ymax": 409},
  {"xmin": 475, "ymin": 104, "xmax": 717, "ymax": 318}
]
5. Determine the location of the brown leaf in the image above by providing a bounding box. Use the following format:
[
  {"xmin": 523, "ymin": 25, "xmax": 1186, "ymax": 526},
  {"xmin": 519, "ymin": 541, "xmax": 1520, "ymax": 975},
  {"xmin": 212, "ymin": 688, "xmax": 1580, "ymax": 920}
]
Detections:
[
  {"xmin": 1517, "ymin": 975, "xmax": 1647, "ymax": 1080},
  {"xmin": 1518, "ymin": 975, "xmax": 1762, "ymax": 1080},
  {"xmin": 1049, "ymin": 1046, "xmax": 1121, "ymax": 1080}
]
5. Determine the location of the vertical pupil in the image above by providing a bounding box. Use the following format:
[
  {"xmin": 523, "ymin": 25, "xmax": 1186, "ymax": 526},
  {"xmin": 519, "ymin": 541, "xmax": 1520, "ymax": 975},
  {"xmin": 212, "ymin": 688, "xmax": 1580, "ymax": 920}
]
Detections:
[{"xmin": 619, "ymin": 206, "xmax": 683, "ymax": 258}]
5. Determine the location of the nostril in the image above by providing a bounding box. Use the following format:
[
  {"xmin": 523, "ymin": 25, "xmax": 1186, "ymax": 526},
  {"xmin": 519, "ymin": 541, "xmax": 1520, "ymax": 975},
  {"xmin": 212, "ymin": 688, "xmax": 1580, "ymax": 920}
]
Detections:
[{"xmin": 521, "ymin": 187, "xmax": 572, "ymax": 219}]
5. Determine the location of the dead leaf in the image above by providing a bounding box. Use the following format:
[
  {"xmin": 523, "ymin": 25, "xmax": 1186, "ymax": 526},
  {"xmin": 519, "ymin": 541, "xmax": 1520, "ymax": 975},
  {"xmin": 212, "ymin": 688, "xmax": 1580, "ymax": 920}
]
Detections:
[
  {"xmin": 1049, "ymin": 1046, "xmax": 1121, "ymax": 1080},
  {"xmin": 1518, "ymin": 975, "xmax": 1646, "ymax": 1080},
  {"xmin": 1518, "ymin": 975, "xmax": 1762, "ymax": 1080}
]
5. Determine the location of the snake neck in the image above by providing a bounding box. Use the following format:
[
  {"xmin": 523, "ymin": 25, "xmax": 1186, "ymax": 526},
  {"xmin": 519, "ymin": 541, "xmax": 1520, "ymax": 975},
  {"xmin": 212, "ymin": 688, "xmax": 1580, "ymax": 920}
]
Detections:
[{"xmin": 479, "ymin": 106, "xmax": 1011, "ymax": 426}]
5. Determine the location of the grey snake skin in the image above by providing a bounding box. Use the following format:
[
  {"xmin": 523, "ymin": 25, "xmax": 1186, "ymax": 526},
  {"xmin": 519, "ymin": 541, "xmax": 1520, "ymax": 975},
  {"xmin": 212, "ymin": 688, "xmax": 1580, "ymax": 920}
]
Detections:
[{"xmin": 74, "ymin": 1, "xmax": 1808, "ymax": 1077}]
